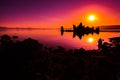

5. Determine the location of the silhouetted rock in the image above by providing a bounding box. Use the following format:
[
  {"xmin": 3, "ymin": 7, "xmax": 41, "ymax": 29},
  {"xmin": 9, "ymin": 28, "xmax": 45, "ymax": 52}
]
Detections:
[
  {"xmin": 13, "ymin": 35, "xmax": 18, "ymax": 39},
  {"xmin": 61, "ymin": 22, "xmax": 100, "ymax": 39}
]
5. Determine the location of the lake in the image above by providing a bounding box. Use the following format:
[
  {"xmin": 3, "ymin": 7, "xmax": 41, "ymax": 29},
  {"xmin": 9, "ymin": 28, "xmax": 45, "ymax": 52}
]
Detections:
[{"xmin": 0, "ymin": 29, "xmax": 120, "ymax": 50}]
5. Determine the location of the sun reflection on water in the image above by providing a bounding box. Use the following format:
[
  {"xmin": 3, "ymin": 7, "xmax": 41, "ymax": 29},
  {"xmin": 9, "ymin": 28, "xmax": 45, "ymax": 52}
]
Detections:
[{"xmin": 88, "ymin": 37, "xmax": 94, "ymax": 43}]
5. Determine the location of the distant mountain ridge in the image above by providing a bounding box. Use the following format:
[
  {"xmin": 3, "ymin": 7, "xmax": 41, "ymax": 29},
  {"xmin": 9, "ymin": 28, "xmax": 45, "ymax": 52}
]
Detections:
[
  {"xmin": 0, "ymin": 27, "xmax": 59, "ymax": 30},
  {"xmin": 1, "ymin": 25, "xmax": 120, "ymax": 29},
  {"xmin": 100, "ymin": 25, "xmax": 120, "ymax": 29},
  {"xmin": 0, "ymin": 27, "xmax": 7, "ymax": 29}
]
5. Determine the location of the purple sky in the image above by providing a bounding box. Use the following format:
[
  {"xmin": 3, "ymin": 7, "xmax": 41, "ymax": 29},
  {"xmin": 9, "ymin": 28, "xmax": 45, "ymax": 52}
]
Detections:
[{"xmin": 0, "ymin": 0, "xmax": 120, "ymax": 28}]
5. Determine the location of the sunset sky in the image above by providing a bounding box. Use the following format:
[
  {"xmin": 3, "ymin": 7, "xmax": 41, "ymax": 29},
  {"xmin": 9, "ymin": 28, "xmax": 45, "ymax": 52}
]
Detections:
[{"xmin": 0, "ymin": 0, "xmax": 120, "ymax": 28}]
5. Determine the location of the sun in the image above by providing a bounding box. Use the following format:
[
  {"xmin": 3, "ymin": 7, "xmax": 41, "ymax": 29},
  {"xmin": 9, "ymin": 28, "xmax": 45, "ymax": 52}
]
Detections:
[{"xmin": 89, "ymin": 15, "xmax": 95, "ymax": 21}]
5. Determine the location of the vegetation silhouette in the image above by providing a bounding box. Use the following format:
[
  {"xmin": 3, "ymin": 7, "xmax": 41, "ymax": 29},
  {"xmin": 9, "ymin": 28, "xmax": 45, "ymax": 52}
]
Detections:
[
  {"xmin": 0, "ymin": 34, "xmax": 120, "ymax": 80},
  {"xmin": 98, "ymin": 38, "xmax": 104, "ymax": 49},
  {"xmin": 61, "ymin": 22, "xmax": 100, "ymax": 39}
]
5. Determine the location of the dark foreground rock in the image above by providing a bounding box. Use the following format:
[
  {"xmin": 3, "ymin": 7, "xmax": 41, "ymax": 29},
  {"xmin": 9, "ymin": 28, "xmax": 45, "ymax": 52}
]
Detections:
[{"xmin": 0, "ymin": 34, "xmax": 120, "ymax": 80}]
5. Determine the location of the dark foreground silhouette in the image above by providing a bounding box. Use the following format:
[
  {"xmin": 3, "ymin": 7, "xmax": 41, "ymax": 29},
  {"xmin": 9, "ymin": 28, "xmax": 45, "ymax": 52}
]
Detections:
[
  {"xmin": 0, "ymin": 34, "xmax": 120, "ymax": 80},
  {"xmin": 61, "ymin": 22, "xmax": 100, "ymax": 39}
]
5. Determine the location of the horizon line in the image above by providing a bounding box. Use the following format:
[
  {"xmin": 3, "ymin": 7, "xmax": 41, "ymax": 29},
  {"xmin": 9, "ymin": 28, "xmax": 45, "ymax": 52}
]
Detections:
[{"xmin": 0, "ymin": 24, "xmax": 120, "ymax": 29}]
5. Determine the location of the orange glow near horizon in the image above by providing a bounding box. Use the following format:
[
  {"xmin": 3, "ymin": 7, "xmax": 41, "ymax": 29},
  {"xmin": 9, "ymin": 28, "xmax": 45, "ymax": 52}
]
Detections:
[
  {"xmin": 70, "ymin": 5, "xmax": 120, "ymax": 27},
  {"xmin": 0, "ymin": 5, "xmax": 120, "ymax": 28}
]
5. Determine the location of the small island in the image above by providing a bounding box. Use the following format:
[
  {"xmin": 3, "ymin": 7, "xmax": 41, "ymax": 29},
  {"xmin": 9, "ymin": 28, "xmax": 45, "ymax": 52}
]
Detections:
[{"xmin": 61, "ymin": 22, "xmax": 100, "ymax": 39}]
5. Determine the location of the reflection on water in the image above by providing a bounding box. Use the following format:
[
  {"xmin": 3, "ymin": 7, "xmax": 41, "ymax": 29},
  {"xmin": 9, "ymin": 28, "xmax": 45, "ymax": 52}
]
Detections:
[
  {"xmin": 88, "ymin": 37, "xmax": 94, "ymax": 43},
  {"xmin": 0, "ymin": 29, "xmax": 120, "ymax": 50}
]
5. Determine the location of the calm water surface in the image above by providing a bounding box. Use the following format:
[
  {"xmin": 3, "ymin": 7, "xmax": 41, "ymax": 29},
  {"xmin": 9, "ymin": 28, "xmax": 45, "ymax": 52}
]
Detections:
[{"xmin": 0, "ymin": 29, "xmax": 120, "ymax": 50}]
